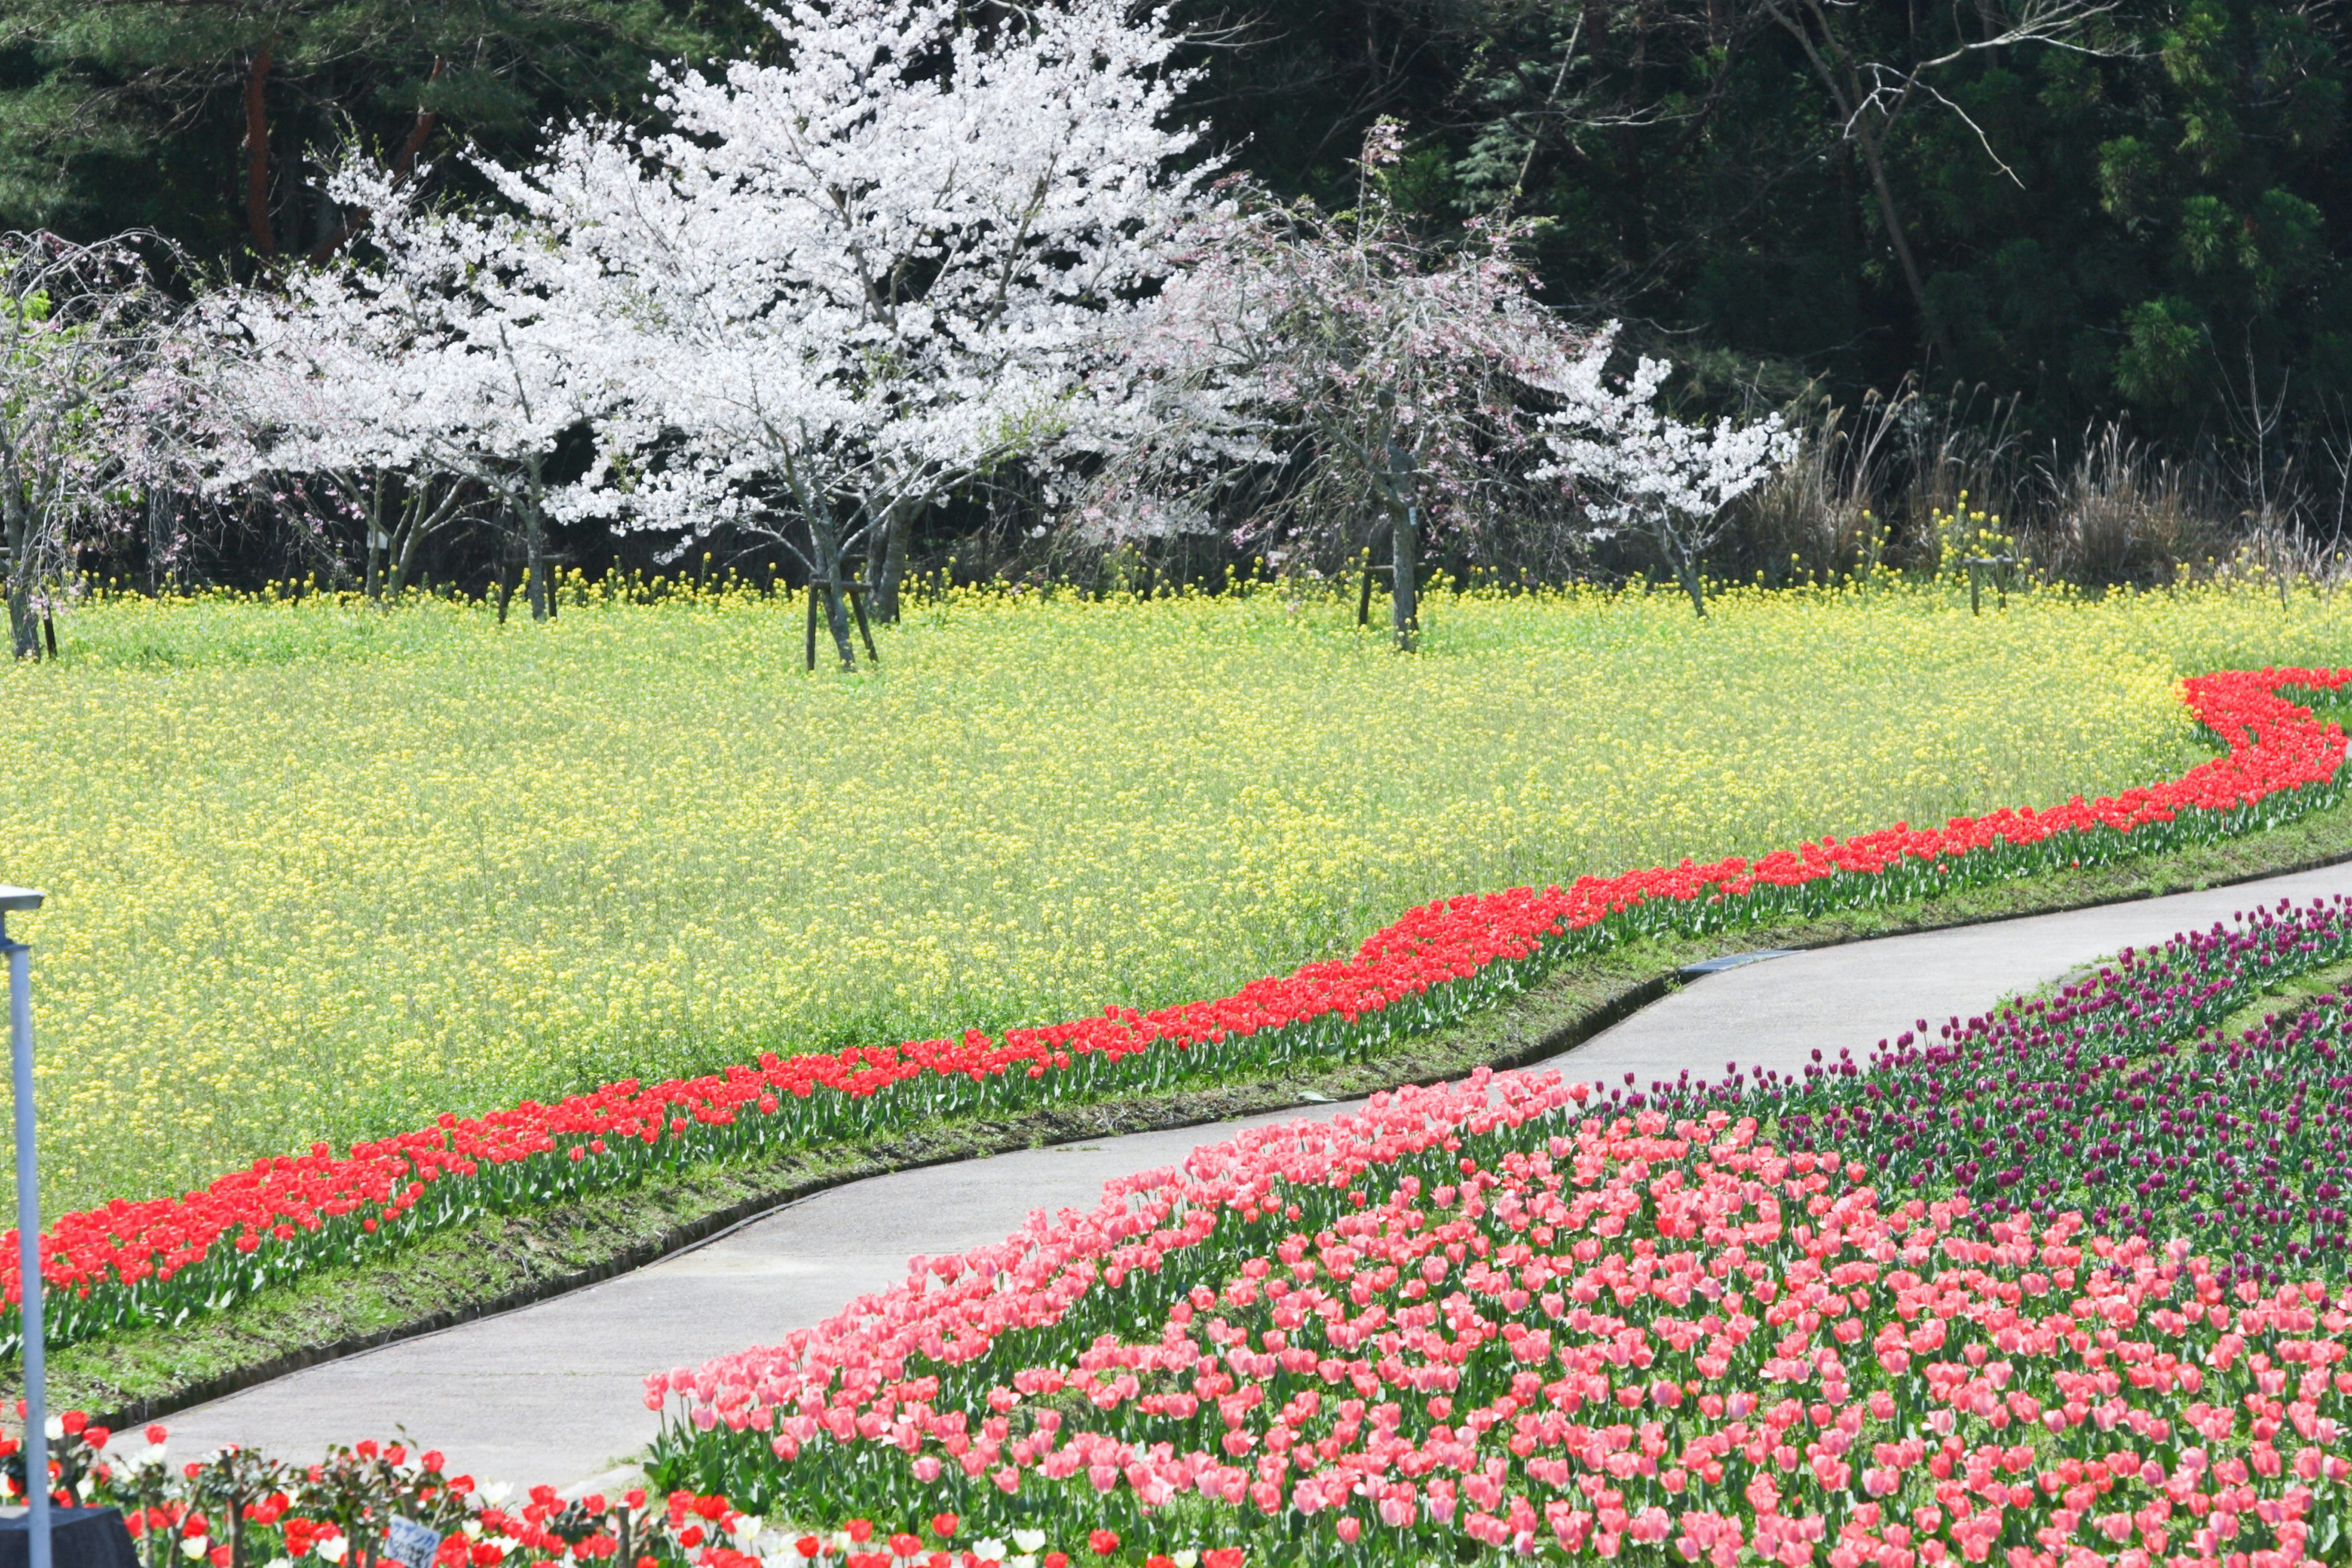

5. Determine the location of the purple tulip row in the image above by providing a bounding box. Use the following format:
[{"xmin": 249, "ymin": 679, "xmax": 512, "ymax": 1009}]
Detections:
[{"xmin": 1649, "ymin": 894, "xmax": 2352, "ymax": 1281}]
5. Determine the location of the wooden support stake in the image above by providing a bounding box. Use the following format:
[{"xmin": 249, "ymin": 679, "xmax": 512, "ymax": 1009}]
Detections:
[
  {"xmin": 1962, "ymin": 555, "xmax": 2015, "ymax": 617},
  {"xmin": 1356, "ymin": 559, "xmax": 1396, "ymax": 628},
  {"xmin": 848, "ymin": 584, "xmax": 878, "ymax": 663}
]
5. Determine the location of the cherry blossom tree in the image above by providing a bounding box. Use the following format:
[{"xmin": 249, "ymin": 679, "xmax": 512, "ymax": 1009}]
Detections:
[
  {"xmin": 473, "ymin": 0, "xmax": 1213, "ymax": 664},
  {"xmin": 1098, "ymin": 129, "xmax": 1795, "ymax": 636},
  {"xmin": 1540, "ymin": 328, "xmax": 1798, "ymax": 616},
  {"xmin": 218, "ymin": 161, "xmax": 610, "ymax": 619},
  {"xmin": 1092, "ymin": 126, "xmax": 1597, "ymax": 649},
  {"xmin": 199, "ymin": 279, "xmax": 393, "ymax": 590},
  {"xmin": 0, "ymin": 232, "xmax": 186, "ymax": 658},
  {"xmin": 194, "ymin": 32, "xmax": 1787, "ymax": 636}
]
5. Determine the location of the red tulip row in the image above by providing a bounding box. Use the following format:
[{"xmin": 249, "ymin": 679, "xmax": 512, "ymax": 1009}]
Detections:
[
  {"xmin": 6, "ymin": 667, "xmax": 2346, "ymax": 1357},
  {"xmin": 644, "ymin": 1069, "xmax": 2352, "ymax": 1567}
]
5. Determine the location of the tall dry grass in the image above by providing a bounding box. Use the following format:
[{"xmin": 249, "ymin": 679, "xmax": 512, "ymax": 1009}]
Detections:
[{"xmin": 1713, "ymin": 386, "xmax": 2352, "ymax": 594}]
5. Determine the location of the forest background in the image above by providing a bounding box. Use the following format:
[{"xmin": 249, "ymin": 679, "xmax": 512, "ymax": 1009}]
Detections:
[{"xmin": 0, "ymin": 0, "xmax": 2345, "ymax": 590}]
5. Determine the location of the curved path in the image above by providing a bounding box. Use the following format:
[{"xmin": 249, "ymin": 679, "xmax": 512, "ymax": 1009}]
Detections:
[{"xmin": 142, "ymin": 862, "xmax": 2352, "ymax": 1491}]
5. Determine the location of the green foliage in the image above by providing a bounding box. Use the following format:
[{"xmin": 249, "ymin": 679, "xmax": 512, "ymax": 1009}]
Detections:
[{"xmin": 2118, "ymin": 297, "xmax": 2206, "ymax": 405}]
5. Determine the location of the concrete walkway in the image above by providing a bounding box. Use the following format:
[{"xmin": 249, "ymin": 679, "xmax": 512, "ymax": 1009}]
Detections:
[{"xmin": 145, "ymin": 862, "xmax": 2352, "ymax": 1490}]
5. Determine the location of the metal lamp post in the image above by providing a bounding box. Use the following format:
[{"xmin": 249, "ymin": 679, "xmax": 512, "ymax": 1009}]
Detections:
[{"xmin": 0, "ymin": 886, "xmax": 48, "ymax": 1568}]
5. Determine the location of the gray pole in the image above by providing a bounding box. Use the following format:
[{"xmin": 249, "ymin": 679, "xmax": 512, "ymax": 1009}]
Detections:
[{"xmin": 1, "ymin": 886, "xmax": 47, "ymax": 1568}]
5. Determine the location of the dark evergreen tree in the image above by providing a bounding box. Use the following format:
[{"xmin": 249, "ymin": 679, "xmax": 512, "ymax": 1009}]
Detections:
[
  {"xmin": 1187, "ymin": 0, "xmax": 2349, "ymax": 436},
  {"xmin": 0, "ymin": 0, "xmax": 761, "ymax": 268}
]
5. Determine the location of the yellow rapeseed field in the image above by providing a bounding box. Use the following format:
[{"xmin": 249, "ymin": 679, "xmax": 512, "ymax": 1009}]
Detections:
[{"xmin": 0, "ymin": 579, "xmax": 2346, "ymax": 1213}]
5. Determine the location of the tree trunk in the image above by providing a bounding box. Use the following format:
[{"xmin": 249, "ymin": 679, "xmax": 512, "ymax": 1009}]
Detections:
[
  {"xmin": 875, "ymin": 500, "xmax": 913, "ymax": 622},
  {"xmin": 522, "ymin": 516, "xmax": 548, "ymax": 621},
  {"xmin": 311, "ymin": 96, "xmax": 339, "ymax": 257},
  {"xmin": 244, "ymin": 48, "xmax": 277, "ymax": 261},
  {"xmin": 388, "ymin": 476, "xmax": 461, "ymax": 596},
  {"xmin": 4, "ymin": 477, "xmax": 35, "ymax": 660},
  {"xmin": 810, "ymin": 505, "xmax": 858, "ymax": 669},
  {"xmin": 1384, "ymin": 442, "xmax": 1420, "ymax": 652},
  {"xmin": 864, "ymin": 500, "xmax": 891, "ymax": 614},
  {"xmin": 521, "ymin": 457, "xmax": 551, "ymax": 622},
  {"xmin": 1389, "ymin": 502, "xmax": 1419, "ymax": 649},
  {"xmin": 1850, "ymin": 121, "xmax": 1948, "ymax": 362},
  {"xmin": 389, "ymin": 491, "xmax": 426, "ymax": 595},
  {"xmin": 1834, "ymin": 140, "xmax": 1863, "ymax": 335},
  {"xmin": 1672, "ymin": 548, "xmax": 1708, "ymax": 617},
  {"xmin": 363, "ymin": 473, "xmax": 386, "ymax": 601},
  {"xmin": 1755, "ymin": 0, "xmax": 1949, "ymax": 363},
  {"xmin": 392, "ymin": 64, "xmax": 442, "ymax": 181},
  {"xmin": 146, "ymin": 486, "xmax": 177, "ymax": 595}
]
